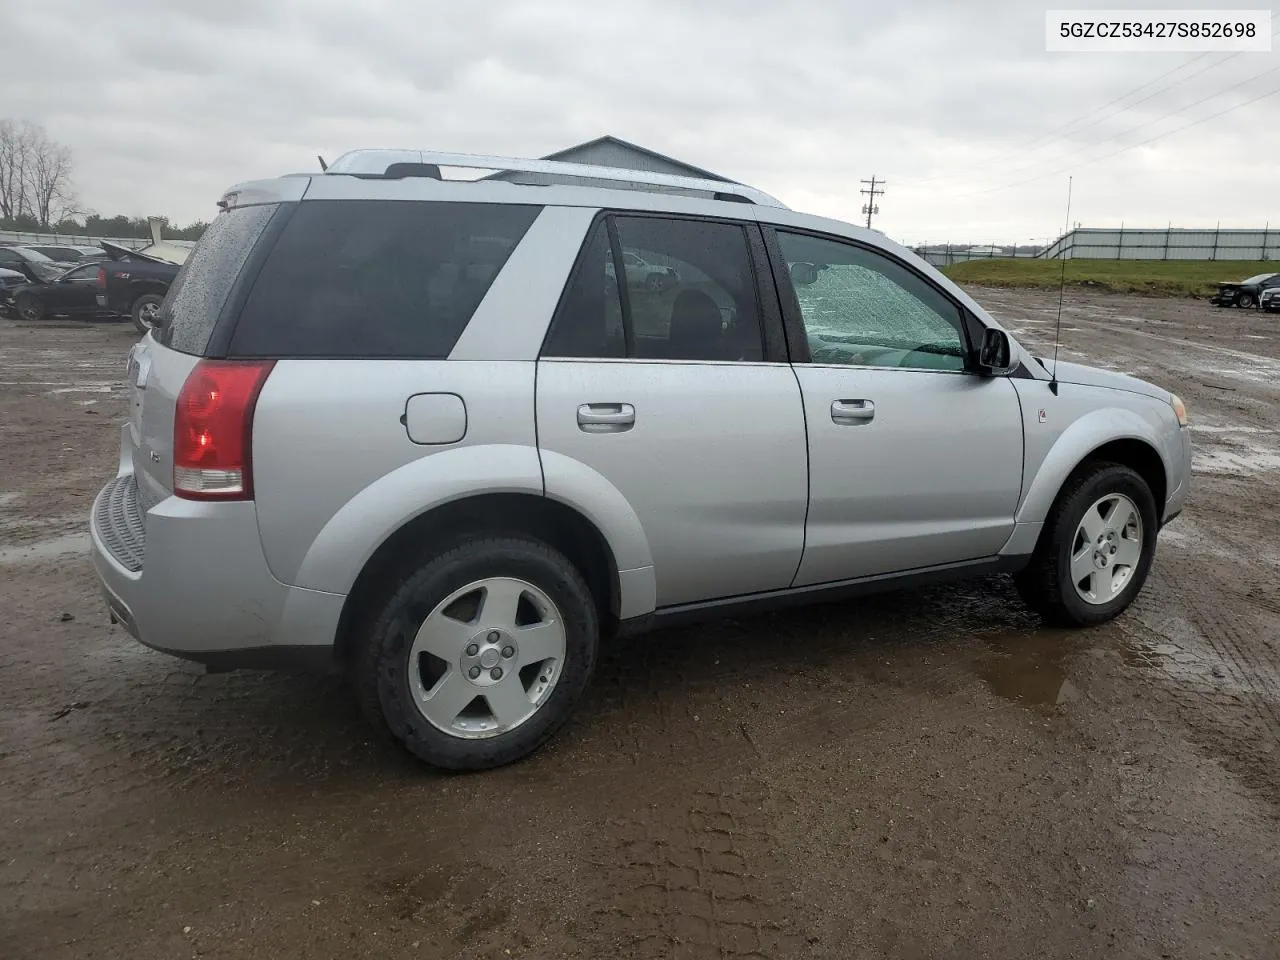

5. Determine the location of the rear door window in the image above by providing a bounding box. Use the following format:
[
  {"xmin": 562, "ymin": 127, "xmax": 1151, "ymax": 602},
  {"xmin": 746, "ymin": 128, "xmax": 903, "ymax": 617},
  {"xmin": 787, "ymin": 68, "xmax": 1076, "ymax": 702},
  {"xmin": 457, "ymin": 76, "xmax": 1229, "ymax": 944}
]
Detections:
[
  {"xmin": 229, "ymin": 200, "xmax": 541, "ymax": 359},
  {"xmin": 542, "ymin": 215, "xmax": 766, "ymax": 363}
]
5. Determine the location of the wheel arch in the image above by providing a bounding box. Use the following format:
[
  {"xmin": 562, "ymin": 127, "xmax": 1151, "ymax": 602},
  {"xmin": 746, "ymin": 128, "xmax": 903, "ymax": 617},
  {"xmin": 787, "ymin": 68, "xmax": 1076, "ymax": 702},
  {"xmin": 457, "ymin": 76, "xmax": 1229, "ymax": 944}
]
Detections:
[
  {"xmin": 1018, "ymin": 409, "xmax": 1171, "ymax": 529},
  {"xmin": 333, "ymin": 492, "xmax": 626, "ymax": 670},
  {"xmin": 129, "ymin": 281, "xmax": 169, "ymax": 303}
]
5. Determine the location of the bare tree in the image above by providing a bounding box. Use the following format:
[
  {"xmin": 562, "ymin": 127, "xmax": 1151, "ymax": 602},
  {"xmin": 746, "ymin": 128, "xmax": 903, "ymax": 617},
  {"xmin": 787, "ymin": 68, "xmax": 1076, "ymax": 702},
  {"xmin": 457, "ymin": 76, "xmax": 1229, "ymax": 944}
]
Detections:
[
  {"xmin": 25, "ymin": 127, "xmax": 77, "ymax": 227},
  {"xmin": 0, "ymin": 119, "xmax": 35, "ymax": 221},
  {"xmin": 0, "ymin": 119, "xmax": 78, "ymax": 227}
]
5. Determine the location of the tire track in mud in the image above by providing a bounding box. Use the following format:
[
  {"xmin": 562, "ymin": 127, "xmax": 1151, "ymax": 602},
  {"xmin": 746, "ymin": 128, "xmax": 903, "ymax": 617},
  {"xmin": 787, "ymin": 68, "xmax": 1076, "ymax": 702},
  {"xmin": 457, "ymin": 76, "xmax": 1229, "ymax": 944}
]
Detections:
[
  {"xmin": 582, "ymin": 783, "xmax": 809, "ymax": 959},
  {"xmin": 1123, "ymin": 551, "xmax": 1280, "ymax": 795}
]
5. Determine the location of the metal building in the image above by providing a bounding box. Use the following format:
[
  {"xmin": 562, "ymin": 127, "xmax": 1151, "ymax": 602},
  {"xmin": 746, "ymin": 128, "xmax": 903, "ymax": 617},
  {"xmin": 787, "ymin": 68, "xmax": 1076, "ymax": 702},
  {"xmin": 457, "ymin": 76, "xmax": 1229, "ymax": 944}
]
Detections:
[{"xmin": 484, "ymin": 135, "xmax": 734, "ymax": 199}]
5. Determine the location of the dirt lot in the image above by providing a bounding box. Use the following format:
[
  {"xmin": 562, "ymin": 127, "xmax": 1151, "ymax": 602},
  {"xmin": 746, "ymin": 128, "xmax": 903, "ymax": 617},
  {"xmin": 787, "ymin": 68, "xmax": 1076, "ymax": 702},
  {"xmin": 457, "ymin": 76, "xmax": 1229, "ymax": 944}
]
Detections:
[{"xmin": 2, "ymin": 291, "xmax": 1278, "ymax": 959}]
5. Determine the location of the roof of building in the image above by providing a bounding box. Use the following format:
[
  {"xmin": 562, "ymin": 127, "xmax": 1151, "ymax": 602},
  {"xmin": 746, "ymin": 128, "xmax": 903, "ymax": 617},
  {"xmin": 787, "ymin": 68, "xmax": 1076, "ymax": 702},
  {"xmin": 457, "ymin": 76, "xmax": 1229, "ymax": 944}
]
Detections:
[{"xmin": 537, "ymin": 135, "xmax": 731, "ymax": 183}]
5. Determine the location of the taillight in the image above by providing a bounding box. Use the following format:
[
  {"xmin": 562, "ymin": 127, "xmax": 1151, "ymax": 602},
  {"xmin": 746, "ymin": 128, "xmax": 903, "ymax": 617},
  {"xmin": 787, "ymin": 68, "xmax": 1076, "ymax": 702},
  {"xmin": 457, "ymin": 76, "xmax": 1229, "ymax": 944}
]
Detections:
[
  {"xmin": 96, "ymin": 267, "xmax": 106, "ymax": 289},
  {"xmin": 173, "ymin": 360, "xmax": 275, "ymax": 500}
]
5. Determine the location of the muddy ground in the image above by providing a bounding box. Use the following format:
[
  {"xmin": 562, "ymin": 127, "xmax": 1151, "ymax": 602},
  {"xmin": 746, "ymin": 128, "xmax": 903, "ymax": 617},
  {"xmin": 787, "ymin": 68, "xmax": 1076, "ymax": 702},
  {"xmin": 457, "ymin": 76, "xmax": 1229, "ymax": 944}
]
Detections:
[{"xmin": 1, "ymin": 291, "xmax": 1278, "ymax": 959}]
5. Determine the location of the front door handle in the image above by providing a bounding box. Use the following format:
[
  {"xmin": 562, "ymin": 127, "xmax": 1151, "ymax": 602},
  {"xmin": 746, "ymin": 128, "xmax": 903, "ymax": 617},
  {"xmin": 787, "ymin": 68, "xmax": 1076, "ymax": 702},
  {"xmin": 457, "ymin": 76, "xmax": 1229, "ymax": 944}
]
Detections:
[
  {"xmin": 577, "ymin": 402, "xmax": 635, "ymax": 433},
  {"xmin": 831, "ymin": 399, "xmax": 875, "ymax": 424}
]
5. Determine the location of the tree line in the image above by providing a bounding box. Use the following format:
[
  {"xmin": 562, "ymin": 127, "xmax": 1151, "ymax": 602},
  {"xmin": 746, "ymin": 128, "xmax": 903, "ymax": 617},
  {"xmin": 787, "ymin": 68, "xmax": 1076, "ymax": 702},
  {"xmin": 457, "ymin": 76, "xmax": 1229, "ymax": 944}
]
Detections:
[{"xmin": 0, "ymin": 119, "xmax": 207, "ymax": 240}]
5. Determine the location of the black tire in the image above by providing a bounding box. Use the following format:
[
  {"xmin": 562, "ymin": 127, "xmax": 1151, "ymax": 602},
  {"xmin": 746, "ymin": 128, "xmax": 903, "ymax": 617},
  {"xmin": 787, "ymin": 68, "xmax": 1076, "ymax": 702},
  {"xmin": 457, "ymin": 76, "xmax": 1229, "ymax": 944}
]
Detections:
[
  {"xmin": 15, "ymin": 293, "xmax": 43, "ymax": 322},
  {"xmin": 354, "ymin": 536, "xmax": 599, "ymax": 771},
  {"xmin": 1014, "ymin": 462, "xmax": 1158, "ymax": 627},
  {"xmin": 131, "ymin": 294, "xmax": 163, "ymax": 334},
  {"xmin": 1237, "ymin": 293, "xmax": 1256, "ymax": 309}
]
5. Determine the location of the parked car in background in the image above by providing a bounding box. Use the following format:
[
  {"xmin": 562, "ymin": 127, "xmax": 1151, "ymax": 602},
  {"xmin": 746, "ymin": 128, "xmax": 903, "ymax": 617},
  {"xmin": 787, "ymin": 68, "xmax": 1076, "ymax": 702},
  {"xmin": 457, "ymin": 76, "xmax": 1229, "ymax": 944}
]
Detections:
[
  {"xmin": 0, "ymin": 245, "xmax": 67, "ymax": 284},
  {"xmin": 1209, "ymin": 271, "xmax": 1280, "ymax": 308},
  {"xmin": 96, "ymin": 242, "xmax": 182, "ymax": 333},
  {"xmin": 1261, "ymin": 287, "xmax": 1280, "ymax": 313},
  {"xmin": 88, "ymin": 148, "xmax": 1192, "ymax": 772},
  {"xmin": 9, "ymin": 260, "xmax": 114, "ymax": 321},
  {"xmin": 0, "ymin": 266, "xmax": 28, "ymax": 316},
  {"xmin": 605, "ymin": 249, "xmax": 680, "ymax": 292},
  {"xmin": 25, "ymin": 244, "xmax": 106, "ymax": 263}
]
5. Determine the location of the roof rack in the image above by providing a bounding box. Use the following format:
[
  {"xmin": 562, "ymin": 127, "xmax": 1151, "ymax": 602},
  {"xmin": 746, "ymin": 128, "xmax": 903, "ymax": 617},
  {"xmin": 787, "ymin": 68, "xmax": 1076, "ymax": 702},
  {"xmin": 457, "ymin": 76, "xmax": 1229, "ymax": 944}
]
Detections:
[{"xmin": 322, "ymin": 149, "xmax": 787, "ymax": 208}]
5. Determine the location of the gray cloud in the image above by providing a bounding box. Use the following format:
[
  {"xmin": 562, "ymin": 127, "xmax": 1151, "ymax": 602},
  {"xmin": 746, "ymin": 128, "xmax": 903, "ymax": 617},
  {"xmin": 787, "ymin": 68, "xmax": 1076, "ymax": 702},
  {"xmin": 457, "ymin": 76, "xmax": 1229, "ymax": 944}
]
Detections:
[{"xmin": 3, "ymin": 0, "xmax": 1276, "ymax": 243}]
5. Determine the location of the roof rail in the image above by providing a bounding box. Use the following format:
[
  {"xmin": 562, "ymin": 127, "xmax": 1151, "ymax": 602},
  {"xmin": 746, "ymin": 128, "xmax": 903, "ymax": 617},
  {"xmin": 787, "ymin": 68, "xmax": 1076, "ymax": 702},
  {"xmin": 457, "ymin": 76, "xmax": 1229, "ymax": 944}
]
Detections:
[{"xmin": 323, "ymin": 149, "xmax": 787, "ymax": 208}]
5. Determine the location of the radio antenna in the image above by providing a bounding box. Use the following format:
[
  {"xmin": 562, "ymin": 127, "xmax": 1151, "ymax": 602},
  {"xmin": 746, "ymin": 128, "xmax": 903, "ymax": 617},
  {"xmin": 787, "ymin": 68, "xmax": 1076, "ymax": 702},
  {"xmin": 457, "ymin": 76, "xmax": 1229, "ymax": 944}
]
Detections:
[{"xmin": 1050, "ymin": 176, "xmax": 1073, "ymax": 396}]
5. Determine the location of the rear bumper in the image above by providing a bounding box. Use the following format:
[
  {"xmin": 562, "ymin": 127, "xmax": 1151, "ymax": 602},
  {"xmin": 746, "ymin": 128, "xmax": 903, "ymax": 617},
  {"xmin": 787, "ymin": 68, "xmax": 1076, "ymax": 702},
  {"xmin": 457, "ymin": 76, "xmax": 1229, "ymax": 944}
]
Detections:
[{"xmin": 89, "ymin": 468, "xmax": 347, "ymax": 671}]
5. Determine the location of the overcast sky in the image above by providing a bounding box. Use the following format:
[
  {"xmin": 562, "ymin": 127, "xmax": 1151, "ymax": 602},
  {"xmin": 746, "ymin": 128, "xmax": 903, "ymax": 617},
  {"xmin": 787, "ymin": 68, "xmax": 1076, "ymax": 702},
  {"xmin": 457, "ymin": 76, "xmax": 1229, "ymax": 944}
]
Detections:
[{"xmin": 4, "ymin": 0, "xmax": 1277, "ymax": 244}]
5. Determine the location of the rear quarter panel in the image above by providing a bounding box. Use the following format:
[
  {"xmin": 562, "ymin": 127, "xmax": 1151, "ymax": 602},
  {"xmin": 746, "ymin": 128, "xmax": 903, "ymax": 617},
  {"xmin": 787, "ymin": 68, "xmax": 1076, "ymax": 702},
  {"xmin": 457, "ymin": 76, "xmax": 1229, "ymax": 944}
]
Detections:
[{"xmin": 251, "ymin": 360, "xmax": 541, "ymax": 592}]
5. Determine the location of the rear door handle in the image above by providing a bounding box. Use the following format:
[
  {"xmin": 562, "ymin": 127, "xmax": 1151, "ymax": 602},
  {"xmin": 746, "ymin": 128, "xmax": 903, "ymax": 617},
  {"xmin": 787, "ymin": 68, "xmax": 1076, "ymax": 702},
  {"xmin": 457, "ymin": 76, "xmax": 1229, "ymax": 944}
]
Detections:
[
  {"xmin": 831, "ymin": 399, "xmax": 875, "ymax": 424},
  {"xmin": 577, "ymin": 402, "xmax": 635, "ymax": 432}
]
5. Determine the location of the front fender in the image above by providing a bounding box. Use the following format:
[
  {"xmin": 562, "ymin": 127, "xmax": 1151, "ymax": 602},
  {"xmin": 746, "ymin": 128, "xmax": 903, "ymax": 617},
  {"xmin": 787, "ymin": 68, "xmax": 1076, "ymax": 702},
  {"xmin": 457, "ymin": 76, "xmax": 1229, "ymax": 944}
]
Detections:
[
  {"xmin": 293, "ymin": 443, "xmax": 543, "ymax": 594},
  {"xmin": 1016, "ymin": 406, "xmax": 1172, "ymax": 527}
]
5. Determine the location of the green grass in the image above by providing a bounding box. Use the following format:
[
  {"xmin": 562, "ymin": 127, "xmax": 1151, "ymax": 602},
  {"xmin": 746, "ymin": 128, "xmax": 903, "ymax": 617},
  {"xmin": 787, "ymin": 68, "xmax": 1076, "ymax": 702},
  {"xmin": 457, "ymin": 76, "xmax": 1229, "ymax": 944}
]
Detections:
[{"xmin": 940, "ymin": 258, "xmax": 1280, "ymax": 298}]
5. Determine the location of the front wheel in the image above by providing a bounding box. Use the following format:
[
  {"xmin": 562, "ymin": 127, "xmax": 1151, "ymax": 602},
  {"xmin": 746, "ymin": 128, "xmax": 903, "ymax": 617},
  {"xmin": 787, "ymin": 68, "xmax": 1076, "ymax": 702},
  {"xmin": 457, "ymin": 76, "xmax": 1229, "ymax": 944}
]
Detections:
[
  {"xmin": 1237, "ymin": 293, "xmax": 1256, "ymax": 309},
  {"xmin": 1014, "ymin": 462, "xmax": 1158, "ymax": 627},
  {"xmin": 354, "ymin": 536, "xmax": 599, "ymax": 770},
  {"xmin": 645, "ymin": 272, "xmax": 671, "ymax": 294},
  {"xmin": 15, "ymin": 293, "xmax": 43, "ymax": 322},
  {"xmin": 131, "ymin": 294, "xmax": 163, "ymax": 333}
]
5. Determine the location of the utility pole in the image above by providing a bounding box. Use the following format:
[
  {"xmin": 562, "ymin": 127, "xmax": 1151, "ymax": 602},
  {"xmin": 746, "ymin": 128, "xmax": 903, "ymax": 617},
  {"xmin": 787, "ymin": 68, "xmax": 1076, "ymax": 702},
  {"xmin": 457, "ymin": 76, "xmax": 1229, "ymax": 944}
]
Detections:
[{"xmin": 860, "ymin": 176, "xmax": 884, "ymax": 229}]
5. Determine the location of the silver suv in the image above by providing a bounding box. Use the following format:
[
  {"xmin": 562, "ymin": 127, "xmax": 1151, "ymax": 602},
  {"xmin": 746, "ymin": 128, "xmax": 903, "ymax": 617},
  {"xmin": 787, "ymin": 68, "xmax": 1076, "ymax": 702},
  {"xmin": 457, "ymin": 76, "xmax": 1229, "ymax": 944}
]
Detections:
[{"xmin": 89, "ymin": 149, "xmax": 1191, "ymax": 770}]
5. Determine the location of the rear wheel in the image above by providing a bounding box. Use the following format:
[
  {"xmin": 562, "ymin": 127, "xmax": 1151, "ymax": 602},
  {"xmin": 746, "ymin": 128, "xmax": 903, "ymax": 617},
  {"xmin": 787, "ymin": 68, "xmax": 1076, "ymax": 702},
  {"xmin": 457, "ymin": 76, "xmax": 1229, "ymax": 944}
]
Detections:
[
  {"xmin": 1014, "ymin": 462, "xmax": 1158, "ymax": 627},
  {"xmin": 15, "ymin": 293, "xmax": 43, "ymax": 322},
  {"xmin": 354, "ymin": 536, "xmax": 599, "ymax": 770},
  {"xmin": 131, "ymin": 294, "xmax": 163, "ymax": 333}
]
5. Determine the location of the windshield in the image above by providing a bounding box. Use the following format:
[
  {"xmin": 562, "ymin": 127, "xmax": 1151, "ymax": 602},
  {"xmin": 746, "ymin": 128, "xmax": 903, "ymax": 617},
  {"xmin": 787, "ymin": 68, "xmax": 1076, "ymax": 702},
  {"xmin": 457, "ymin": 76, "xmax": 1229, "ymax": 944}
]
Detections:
[
  {"xmin": 14, "ymin": 247, "xmax": 54, "ymax": 263},
  {"xmin": 1242, "ymin": 273, "xmax": 1277, "ymax": 284}
]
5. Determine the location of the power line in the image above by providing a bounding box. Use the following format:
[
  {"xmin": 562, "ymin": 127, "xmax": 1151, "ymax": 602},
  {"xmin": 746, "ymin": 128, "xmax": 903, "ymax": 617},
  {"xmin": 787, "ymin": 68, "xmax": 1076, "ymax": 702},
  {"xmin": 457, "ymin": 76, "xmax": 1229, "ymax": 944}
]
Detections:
[
  {"xmin": 945, "ymin": 81, "xmax": 1280, "ymax": 200},
  {"xmin": 946, "ymin": 61, "xmax": 1280, "ymax": 189},
  {"xmin": 908, "ymin": 26, "xmax": 1278, "ymax": 188},
  {"xmin": 906, "ymin": 51, "xmax": 1217, "ymax": 186},
  {"xmin": 860, "ymin": 176, "xmax": 884, "ymax": 229},
  {"xmin": 1017, "ymin": 54, "xmax": 1217, "ymax": 152}
]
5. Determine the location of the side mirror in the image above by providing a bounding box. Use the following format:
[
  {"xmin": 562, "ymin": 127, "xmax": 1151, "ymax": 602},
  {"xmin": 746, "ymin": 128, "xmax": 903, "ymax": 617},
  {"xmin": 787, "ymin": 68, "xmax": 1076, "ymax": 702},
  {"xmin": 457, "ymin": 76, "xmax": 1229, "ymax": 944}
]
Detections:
[
  {"xmin": 789, "ymin": 261, "xmax": 819, "ymax": 286},
  {"xmin": 977, "ymin": 327, "xmax": 1016, "ymax": 376}
]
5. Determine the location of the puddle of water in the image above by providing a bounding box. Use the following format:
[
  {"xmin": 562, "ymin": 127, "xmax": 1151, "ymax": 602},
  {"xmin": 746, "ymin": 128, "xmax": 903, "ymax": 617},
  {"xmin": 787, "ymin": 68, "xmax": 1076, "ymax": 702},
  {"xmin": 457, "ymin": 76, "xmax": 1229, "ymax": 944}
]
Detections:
[
  {"xmin": 1190, "ymin": 424, "xmax": 1268, "ymax": 435},
  {"xmin": 48, "ymin": 385, "xmax": 116, "ymax": 395},
  {"xmin": 0, "ymin": 532, "xmax": 91, "ymax": 565},
  {"xmin": 975, "ymin": 631, "xmax": 1085, "ymax": 707},
  {"xmin": 1193, "ymin": 448, "xmax": 1280, "ymax": 476}
]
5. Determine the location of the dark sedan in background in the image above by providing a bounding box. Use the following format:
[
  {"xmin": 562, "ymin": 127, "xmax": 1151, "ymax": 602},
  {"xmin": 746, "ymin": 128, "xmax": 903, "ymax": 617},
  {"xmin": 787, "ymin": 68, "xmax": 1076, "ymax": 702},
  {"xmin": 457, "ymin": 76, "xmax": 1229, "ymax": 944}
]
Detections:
[
  {"xmin": 0, "ymin": 245, "xmax": 68, "ymax": 284},
  {"xmin": 24, "ymin": 244, "xmax": 106, "ymax": 263},
  {"xmin": 7, "ymin": 261, "xmax": 114, "ymax": 322},
  {"xmin": 1209, "ymin": 271, "xmax": 1280, "ymax": 308}
]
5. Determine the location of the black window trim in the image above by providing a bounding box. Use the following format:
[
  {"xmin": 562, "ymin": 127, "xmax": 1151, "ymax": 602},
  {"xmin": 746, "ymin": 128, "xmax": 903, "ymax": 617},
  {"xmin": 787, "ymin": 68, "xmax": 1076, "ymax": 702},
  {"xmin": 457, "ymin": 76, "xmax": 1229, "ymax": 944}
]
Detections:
[
  {"xmin": 206, "ymin": 201, "xmax": 300, "ymax": 358},
  {"xmin": 604, "ymin": 216, "xmax": 636, "ymax": 359},
  {"xmin": 539, "ymin": 209, "xmax": 791, "ymax": 365},
  {"xmin": 761, "ymin": 223, "xmax": 990, "ymax": 375}
]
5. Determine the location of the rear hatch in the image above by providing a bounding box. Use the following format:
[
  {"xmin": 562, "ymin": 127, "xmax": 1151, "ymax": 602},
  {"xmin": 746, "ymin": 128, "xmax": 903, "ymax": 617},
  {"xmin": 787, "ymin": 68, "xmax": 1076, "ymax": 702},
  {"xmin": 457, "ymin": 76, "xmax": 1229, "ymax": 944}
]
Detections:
[{"xmin": 126, "ymin": 196, "xmax": 287, "ymax": 508}]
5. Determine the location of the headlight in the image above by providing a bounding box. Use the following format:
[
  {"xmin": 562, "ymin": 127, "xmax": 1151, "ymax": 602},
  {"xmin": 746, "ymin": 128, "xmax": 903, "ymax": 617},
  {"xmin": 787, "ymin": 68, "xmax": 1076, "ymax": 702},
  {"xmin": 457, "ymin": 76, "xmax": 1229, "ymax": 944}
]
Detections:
[{"xmin": 1169, "ymin": 393, "xmax": 1188, "ymax": 427}]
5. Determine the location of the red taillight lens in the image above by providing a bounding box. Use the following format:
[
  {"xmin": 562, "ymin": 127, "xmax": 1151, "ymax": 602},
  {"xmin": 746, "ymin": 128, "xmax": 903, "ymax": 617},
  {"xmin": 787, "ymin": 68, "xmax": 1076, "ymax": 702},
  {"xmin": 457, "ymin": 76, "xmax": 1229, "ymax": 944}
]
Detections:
[
  {"xmin": 172, "ymin": 360, "xmax": 275, "ymax": 500},
  {"xmin": 95, "ymin": 267, "xmax": 106, "ymax": 289}
]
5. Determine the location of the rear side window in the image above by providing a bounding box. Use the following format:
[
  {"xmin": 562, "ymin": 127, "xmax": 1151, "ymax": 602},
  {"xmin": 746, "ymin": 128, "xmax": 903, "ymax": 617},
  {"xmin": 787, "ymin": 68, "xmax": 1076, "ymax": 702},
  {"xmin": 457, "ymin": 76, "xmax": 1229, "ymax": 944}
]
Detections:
[
  {"xmin": 158, "ymin": 203, "xmax": 276, "ymax": 355},
  {"xmin": 229, "ymin": 200, "xmax": 541, "ymax": 358}
]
